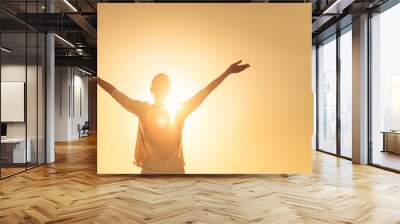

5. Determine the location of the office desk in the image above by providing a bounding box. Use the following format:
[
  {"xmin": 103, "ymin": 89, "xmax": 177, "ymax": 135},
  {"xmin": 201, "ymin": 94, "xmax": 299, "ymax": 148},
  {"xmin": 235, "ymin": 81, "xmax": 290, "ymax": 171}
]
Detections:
[
  {"xmin": 1, "ymin": 138, "xmax": 31, "ymax": 163},
  {"xmin": 382, "ymin": 131, "xmax": 400, "ymax": 154}
]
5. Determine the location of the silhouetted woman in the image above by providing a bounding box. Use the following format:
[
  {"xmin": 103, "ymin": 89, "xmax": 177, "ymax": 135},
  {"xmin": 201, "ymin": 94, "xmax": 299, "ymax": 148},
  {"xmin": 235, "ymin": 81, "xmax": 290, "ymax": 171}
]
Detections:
[{"xmin": 96, "ymin": 60, "xmax": 250, "ymax": 174}]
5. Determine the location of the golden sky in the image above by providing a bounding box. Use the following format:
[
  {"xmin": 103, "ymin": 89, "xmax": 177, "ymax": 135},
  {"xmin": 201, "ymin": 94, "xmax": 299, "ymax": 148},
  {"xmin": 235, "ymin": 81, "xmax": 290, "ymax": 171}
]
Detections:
[{"xmin": 97, "ymin": 3, "xmax": 312, "ymax": 174}]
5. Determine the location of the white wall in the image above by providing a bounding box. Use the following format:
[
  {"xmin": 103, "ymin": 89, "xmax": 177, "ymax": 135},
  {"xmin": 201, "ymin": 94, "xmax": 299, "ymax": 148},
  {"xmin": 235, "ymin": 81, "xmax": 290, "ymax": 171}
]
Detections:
[
  {"xmin": 72, "ymin": 73, "xmax": 89, "ymax": 138},
  {"xmin": 55, "ymin": 67, "xmax": 89, "ymax": 141},
  {"xmin": 55, "ymin": 66, "xmax": 70, "ymax": 141},
  {"xmin": 1, "ymin": 65, "xmax": 37, "ymax": 138},
  {"xmin": 1, "ymin": 65, "xmax": 27, "ymax": 141}
]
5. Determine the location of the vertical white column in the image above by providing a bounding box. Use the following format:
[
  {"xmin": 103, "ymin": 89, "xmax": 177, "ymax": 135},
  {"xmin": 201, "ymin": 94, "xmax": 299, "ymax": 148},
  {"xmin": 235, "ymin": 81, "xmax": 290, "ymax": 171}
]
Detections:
[{"xmin": 46, "ymin": 1, "xmax": 55, "ymax": 163}]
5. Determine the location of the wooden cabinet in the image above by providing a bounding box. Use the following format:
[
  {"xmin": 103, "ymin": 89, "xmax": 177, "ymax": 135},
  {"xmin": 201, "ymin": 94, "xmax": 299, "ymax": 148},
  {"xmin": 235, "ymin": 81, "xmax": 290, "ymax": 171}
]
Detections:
[{"xmin": 382, "ymin": 132, "xmax": 400, "ymax": 154}]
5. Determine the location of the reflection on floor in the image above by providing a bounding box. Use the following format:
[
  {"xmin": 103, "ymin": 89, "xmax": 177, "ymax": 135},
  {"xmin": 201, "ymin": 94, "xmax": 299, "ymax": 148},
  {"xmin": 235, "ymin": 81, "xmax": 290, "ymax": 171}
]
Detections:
[
  {"xmin": 340, "ymin": 148, "xmax": 352, "ymax": 158},
  {"xmin": 0, "ymin": 167, "xmax": 25, "ymax": 178},
  {"xmin": 0, "ymin": 134, "xmax": 400, "ymax": 223},
  {"xmin": 373, "ymin": 150, "xmax": 400, "ymax": 171},
  {"xmin": 0, "ymin": 163, "xmax": 42, "ymax": 178}
]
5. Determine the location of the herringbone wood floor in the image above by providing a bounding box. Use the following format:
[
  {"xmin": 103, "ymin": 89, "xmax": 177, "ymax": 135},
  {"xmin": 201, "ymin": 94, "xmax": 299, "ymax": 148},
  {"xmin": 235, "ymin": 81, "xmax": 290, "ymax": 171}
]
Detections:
[{"xmin": 1, "ymin": 135, "xmax": 400, "ymax": 224}]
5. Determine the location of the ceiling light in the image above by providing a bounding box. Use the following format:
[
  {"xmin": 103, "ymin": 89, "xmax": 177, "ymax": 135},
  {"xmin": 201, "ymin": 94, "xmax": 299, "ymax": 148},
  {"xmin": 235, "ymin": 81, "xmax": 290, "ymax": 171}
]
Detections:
[
  {"xmin": 1, "ymin": 47, "xmax": 11, "ymax": 53},
  {"xmin": 54, "ymin": 34, "xmax": 75, "ymax": 48},
  {"xmin": 77, "ymin": 67, "xmax": 94, "ymax": 76},
  {"xmin": 63, "ymin": 0, "xmax": 78, "ymax": 12},
  {"xmin": 323, "ymin": 0, "xmax": 354, "ymax": 15},
  {"xmin": 76, "ymin": 48, "xmax": 85, "ymax": 55}
]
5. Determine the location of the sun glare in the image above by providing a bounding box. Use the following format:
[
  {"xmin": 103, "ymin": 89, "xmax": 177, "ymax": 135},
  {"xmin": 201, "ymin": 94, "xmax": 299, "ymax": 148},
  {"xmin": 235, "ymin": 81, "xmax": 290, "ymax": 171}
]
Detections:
[{"xmin": 164, "ymin": 96, "xmax": 183, "ymax": 122}]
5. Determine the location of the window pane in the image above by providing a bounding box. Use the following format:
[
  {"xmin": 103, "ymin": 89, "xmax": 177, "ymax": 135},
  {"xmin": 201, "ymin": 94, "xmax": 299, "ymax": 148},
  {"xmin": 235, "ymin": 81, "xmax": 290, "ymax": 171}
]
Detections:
[
  {"xmin": 318, "ymin": 37, "xmax": 337, "ymax": 154},
  {"xmin": 312, "ymin": 46, "xmax": 317, "ymax": 150},
  {"xmin": 371, "ymin": 4, "xmax": 400, "ymax": 171},
  {"xmin": 340, "ymin": 29, "xmax": 352, "ymax": 158}
]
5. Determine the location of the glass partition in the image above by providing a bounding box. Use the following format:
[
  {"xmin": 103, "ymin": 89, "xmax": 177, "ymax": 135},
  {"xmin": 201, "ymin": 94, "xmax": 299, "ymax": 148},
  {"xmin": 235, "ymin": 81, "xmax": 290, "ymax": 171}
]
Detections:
[
  {"xmin": 0, "ymin": 1, "xmax": 46, "ymax": 179},
  {"xmin": 1, "ymin": 31, "xmax": 28, "ymax": 178}
]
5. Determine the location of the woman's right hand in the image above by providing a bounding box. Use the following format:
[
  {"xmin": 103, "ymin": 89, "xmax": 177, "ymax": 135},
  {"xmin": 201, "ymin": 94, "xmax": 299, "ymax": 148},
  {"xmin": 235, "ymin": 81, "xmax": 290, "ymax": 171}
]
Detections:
[{"xmin": 224, "ymin": 60, "xmax": 250, "ymax": 75}]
